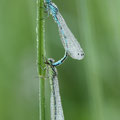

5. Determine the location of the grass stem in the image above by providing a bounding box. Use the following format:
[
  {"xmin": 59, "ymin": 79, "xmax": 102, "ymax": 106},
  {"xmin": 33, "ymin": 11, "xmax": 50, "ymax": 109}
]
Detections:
[{"xmin": 37, "ymin": 0, "xmax": 46, "ymax": 120}]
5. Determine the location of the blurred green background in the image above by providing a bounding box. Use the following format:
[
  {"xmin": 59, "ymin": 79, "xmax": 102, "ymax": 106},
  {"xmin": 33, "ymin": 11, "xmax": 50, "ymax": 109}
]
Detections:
[{"xmin": 0, "ymin": 0, "xmax": 120, "ymax": 120}]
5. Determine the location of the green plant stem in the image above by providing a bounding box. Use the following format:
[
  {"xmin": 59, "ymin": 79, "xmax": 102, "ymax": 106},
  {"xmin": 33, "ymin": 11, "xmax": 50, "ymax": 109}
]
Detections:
[{"xmin": 37, "ymin": 0, "xmax": 46, "ymax": 120}]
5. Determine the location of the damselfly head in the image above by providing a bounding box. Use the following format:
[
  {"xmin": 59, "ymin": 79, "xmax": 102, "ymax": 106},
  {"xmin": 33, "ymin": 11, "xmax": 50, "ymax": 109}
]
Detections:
[
  {"xmin": 45, "ymin": 58, "xmax": 55, "ymax": 65},
  {"xmin": 44, "ymin": 0, "xmax": 51, "ymax": 3},
  {"xmin": 48, "ymin": 58, "xmax": 55, "ymax": 63}
]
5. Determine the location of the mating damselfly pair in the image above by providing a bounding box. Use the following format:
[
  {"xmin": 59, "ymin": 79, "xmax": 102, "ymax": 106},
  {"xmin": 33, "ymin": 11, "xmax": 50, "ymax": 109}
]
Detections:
[
  {"xmin": 43, "ymin": 0, "xmax": 85, "ymax": 120},
  {"xmin": 44, "ymin": 0, "xmax": 84, "ymax": 67}
]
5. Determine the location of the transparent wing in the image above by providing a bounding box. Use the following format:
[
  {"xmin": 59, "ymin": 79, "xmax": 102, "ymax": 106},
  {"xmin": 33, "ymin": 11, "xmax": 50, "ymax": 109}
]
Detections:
[
  {"xmin": 50, "ymin": 68, "xmax": 64, "ymax": 120},
  {"xmin": 56, "ymin": 12, "xmax": 84, "ymax": 60}
]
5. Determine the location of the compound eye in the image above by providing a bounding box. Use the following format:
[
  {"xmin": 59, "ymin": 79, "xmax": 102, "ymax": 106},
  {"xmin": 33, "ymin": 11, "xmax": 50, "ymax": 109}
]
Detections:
[{"xmin": 50, "ymin": 60, "xmax": 53, "ymax": 63}]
